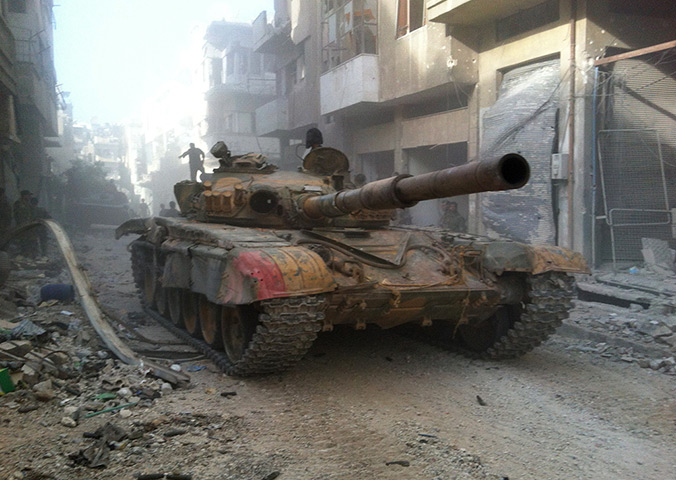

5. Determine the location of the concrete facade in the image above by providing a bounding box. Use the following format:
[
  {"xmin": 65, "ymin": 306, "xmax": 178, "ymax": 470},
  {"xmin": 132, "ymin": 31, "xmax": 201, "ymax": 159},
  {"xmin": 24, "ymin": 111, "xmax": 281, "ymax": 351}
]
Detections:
[
  {"xmin": 201, "ymin": 21, "xmax": 279, "ymax": 161},
  {"xmin": 252, "ymin": 0, "xmax": 676, "ymax": 264},
  {"xmin": 0, "ymin": 0, "xmax": 58, "ymax": 203}
]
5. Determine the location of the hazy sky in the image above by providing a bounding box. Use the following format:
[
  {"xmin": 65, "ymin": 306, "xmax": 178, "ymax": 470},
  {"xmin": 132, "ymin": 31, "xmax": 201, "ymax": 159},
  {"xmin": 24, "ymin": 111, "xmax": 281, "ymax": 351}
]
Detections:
[{"xmin": 53, "ymin": 0, "xmax": 275, "ymax": 125}]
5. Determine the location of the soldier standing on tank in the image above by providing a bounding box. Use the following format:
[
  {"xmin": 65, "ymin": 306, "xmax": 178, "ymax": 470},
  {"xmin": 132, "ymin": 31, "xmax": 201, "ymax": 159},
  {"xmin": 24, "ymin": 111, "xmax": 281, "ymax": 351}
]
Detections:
[
  {"xmin": 303, "ymin": 128, "xmax": 323, "ymax": 158},
  {"xmin": 439, "ymin": 199, "xmax": 467, "ymax": 232},
  {"xmin": 179, "ymin": 142, "xmax": 206, "ymax": 182}
]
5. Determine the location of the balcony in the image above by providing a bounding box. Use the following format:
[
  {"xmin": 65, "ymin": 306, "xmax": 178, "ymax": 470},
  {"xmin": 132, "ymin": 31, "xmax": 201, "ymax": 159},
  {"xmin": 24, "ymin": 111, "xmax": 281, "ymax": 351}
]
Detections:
[
  {"xmin": 320, "ymin": 54, "xmax": 379, "ymax": 115},
  {"xmin": 256, "ymin": 97, "xmax": 290, "ymax": 137},
  {"xmin": 427, "ymin": 0, "xmax": 546, "ymax": 26},
  {"xmin": 205, "ymin": 75, "xmax": 276, "ymax": 101},
  {"xmin": 252, "ymin": 10, "xmax": 293, "ymax": 55}
]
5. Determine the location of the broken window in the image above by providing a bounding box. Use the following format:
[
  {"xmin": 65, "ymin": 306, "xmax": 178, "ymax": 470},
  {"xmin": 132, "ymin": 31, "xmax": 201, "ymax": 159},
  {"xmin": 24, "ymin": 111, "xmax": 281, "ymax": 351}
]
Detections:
[
  {"xmin": 322, "ymin": 0, "xmax": 378, "ymax": 72},
  {"xmin": 396, "ymin": 0, "xmax": 426, "ymax": 38}
]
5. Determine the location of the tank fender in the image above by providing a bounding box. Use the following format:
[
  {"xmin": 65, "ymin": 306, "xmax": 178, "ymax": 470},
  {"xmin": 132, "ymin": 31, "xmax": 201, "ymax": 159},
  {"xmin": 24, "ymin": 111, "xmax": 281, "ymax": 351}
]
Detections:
[
  {"xmin": 115, "ymin": 218, "xmax": 149, "ymax": 239},
  {"xmin": 482, "ymin": 243, "xmax": 590, "ymax": 275},
  {"xmin": 219, "ymin": 247, "xmax": 336, "ymax": 304}
]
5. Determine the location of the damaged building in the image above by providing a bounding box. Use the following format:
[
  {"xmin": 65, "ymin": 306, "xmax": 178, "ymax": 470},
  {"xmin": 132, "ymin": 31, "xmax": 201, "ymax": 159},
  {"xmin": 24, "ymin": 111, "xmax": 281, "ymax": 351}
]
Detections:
[
  {"xmin": 252, "ymin": 0, "xmax": 676, "ymax": 268},
  {"xmin": 0, "ymin": 0, "xmax": 58, "ymax": 202}
]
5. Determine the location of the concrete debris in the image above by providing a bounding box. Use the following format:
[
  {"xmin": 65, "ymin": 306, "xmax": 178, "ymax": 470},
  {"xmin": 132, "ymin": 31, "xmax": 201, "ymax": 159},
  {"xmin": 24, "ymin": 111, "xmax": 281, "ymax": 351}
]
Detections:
[{"xmin": 640, "ymin": 237, "xmax": 676, "ymax": 275}]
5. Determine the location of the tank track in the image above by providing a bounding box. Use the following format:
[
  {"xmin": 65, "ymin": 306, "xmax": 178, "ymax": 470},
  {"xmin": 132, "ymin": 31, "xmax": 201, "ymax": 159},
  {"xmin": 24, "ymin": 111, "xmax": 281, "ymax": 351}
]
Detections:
[
  {"xmin": 406, "ymin": 271, "xmax": 576, "ymax": 360},
  {"xmin": 482, "ymin": 271, "xmax": 576, "ymax": 359},
  {"xmin": 131, "ymin": 243, "xmax": 326, "ymax": 376},
  {"xmin": 146, "ymin": 296, "xmax": 325, "ymax": 376}
]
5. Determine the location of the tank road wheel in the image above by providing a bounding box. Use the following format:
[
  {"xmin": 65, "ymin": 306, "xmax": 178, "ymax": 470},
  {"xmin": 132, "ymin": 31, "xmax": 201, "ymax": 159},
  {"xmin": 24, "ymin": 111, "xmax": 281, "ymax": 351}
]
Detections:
[
  {"xmin": 221, "ymin": 306, "xmax": 257, "ymax": 363},
  {"xmin": 458, "ymin": 305, "xmax": 515, "ymax": 352},
  {"xmin": 167, "ymin": 288, "xmax": 184, "ymax": 327},
  {"xmin": 199, "ymin": 295, "xmax": 223, "ymax": 348},
  {"xmin": 458, "ymin": 272, "xmax": 576, "ymax": 359},
  {"xmin": 182, "ymin": 291, "xmax": 202, "ymax": 339},
  {"xmin": 155, "ymin": 282, "xmax": 168, "ymax": 316},
  {"xmin": 213, "ymin": 296, "xmax": 327, "ymax": 377}
]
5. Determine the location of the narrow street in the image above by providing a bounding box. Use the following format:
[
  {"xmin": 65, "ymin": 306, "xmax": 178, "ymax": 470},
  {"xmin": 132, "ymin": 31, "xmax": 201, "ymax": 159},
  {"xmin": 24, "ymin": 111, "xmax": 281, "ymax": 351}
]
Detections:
[{"xmin": 2, "ymin": 226, "xmax": 674, "ymax": 480}]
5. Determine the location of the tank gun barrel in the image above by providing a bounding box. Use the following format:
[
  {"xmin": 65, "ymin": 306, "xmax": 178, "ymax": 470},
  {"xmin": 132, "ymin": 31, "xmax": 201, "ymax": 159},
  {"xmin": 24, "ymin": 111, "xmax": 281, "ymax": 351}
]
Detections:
[{"xmin": 301, "ymin": 153, "xmax": 530, "ymax": 219}]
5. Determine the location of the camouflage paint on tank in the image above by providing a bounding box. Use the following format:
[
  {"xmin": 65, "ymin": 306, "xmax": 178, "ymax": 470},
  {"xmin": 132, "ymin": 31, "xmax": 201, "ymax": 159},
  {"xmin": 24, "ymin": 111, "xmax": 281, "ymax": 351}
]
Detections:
[{"xmin": 219, "ymin": 247, "xmax": 335, "ymax": 304}]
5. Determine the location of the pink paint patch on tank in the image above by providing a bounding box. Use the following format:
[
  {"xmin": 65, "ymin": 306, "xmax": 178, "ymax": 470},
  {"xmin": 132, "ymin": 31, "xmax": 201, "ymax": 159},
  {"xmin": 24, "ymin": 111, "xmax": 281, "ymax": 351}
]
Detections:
[{"xmin": 232, "ymin": 250, "xmax": 286, "ymax": 299}]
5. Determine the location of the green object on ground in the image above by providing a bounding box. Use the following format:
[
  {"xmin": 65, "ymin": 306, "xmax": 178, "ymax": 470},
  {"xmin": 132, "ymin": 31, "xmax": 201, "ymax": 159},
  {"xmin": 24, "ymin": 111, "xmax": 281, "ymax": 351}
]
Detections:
[
  {"xmin": 93, "ymin": 392, "xmax": 117, "ymax": 401},
  {"xmin": 84, "ymin": 402, "xmax": 137, "ymax": 418},
  {"xmin": 0, "ymin": 368, "xmax": 15, "ymax": 394}
]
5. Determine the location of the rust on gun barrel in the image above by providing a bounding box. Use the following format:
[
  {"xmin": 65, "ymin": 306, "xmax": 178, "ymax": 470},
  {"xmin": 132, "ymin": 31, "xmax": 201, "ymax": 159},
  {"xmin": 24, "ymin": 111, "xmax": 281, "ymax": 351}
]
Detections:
[{"xmin": 302, "ymin": 153, "xmax": 530, "ymax": 219}]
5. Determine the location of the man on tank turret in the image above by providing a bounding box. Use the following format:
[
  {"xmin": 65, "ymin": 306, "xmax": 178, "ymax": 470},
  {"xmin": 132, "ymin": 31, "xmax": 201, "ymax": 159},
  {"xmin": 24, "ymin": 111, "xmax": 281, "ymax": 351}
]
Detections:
[{"xmin": 180, "ymin": 142, "xmax": 206, "ymax": 182}]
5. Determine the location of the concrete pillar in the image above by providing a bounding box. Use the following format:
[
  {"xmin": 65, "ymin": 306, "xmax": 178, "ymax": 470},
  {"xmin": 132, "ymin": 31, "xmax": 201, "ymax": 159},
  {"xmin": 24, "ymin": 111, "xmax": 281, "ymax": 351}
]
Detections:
[{"xmin": 393, "ymin": 106, "xmax": 406, "ymax": 174}]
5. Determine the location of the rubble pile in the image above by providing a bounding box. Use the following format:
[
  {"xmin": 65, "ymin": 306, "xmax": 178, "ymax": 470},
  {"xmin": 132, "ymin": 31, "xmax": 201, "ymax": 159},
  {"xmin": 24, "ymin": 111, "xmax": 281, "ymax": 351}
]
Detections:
[
  {"xmin": 0, "ymin": 259, "xmax": 188, "ymax": 478},
  {"xmin": 570, "ymin": 270, "xmax": 676, "ymax": 375}
]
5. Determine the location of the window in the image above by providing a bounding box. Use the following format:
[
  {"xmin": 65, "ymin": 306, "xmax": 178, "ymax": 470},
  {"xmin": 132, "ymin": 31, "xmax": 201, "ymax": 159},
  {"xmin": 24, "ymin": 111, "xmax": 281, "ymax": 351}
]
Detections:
[
  {"xmin": 321, "ymin": 0, "xmax": 378, "ymax": 71},
  {"xmin": 396, "ymin": 0, "xmax": 426, "ymax": 38},
  {"xmin": 8, "ymin": 0, "xmax": 27, "ymax": 14}
]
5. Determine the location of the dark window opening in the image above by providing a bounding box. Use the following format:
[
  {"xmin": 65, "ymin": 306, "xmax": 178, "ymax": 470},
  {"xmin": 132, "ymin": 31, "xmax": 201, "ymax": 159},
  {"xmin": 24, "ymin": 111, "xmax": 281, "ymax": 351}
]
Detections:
[{"xmin": 496, "ymin": 0, "xmax": 559, "ymax": 42}]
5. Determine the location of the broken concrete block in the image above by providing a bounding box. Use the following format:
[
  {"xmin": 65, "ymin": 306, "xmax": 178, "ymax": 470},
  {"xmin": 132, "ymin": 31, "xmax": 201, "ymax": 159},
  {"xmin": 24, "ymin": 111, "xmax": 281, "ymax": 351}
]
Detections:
[
  {"xmin": 47, "ymin": 351, "xmax": 70, "ymax": 366},
  {"xmin": 33, "ymin": 379, "xmax": 55, "ymax": 401},
  {"xmin": 637, "ymin": 321, "xmax": 673, "ymax": 338},
  {"xmin": 60, "ymin": 416, "xmax": 77, "ymax": 428},
  {"xmin": 20, "ymin": 364, "xmax": 39, "ymax": 386},
  {"xmin": 0, "ymin": 340, "xmax": 32, "ymax": 357},
  {"xmin": 641, "ymin": 238, "xmax": 676, "ymax": 273},
  {"xmin": 662, "ymin": 315, "xmax": 676, "ymax": 332}
]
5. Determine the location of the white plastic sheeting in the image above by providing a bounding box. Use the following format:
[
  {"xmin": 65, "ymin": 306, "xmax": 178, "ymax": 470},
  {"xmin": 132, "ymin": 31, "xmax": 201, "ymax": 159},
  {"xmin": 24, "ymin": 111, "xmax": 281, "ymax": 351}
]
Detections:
[{"xmin": 480, "ymin": 59, "xmax": 560, "ymax": 244}]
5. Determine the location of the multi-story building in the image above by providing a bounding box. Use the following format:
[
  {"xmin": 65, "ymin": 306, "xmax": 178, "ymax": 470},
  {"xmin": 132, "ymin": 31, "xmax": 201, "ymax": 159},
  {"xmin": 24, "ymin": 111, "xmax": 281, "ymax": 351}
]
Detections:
[
  {"xmin": 0, "ymin": 1, "xmax": 19, "ymax": 194},
  {"xmin": 1, "ymin": 0, "xmax": 58, "ymax": 200},
  {"xmin": 254, "ymin": 0, "xmax": 676, "ymax": 267},
  {"xmin": 200, "ymin": 20, "xmax": 279, "ymax": 163}
]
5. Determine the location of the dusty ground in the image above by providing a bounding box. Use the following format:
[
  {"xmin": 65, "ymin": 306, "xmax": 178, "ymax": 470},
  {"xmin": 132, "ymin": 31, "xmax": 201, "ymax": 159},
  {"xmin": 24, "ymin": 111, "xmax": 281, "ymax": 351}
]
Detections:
[{"xmin": 1, "ymin": 226, "xmax": 675, "ymax": 480}]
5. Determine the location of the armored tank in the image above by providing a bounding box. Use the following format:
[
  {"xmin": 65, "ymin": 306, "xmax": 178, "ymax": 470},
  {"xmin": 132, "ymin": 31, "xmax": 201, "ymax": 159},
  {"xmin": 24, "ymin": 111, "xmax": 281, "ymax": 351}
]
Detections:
[{"xmin": 116, "ymin": 143, "xmax": 589, "ymax": 376}]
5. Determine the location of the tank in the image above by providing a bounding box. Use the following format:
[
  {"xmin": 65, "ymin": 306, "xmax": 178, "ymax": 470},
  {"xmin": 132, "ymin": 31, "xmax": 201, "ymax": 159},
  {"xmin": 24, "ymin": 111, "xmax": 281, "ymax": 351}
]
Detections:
[{"xmin": 116, "ymin": 143, "xmax": 589, "ymax": 376}]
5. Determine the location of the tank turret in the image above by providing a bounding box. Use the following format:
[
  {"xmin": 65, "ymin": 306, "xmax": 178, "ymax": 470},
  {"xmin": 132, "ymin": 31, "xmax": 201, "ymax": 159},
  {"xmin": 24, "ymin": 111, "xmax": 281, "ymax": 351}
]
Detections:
[{"xmin": 174, "ymin": 145, "xmax": 529, "ymax": 229}]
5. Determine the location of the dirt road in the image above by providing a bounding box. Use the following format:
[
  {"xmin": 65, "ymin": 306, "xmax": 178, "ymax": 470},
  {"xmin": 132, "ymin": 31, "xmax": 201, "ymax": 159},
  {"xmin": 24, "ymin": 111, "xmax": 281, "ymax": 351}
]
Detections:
[{"xmin": 2, "ymin": 227, "xmax": 675, "ymax": 480}]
